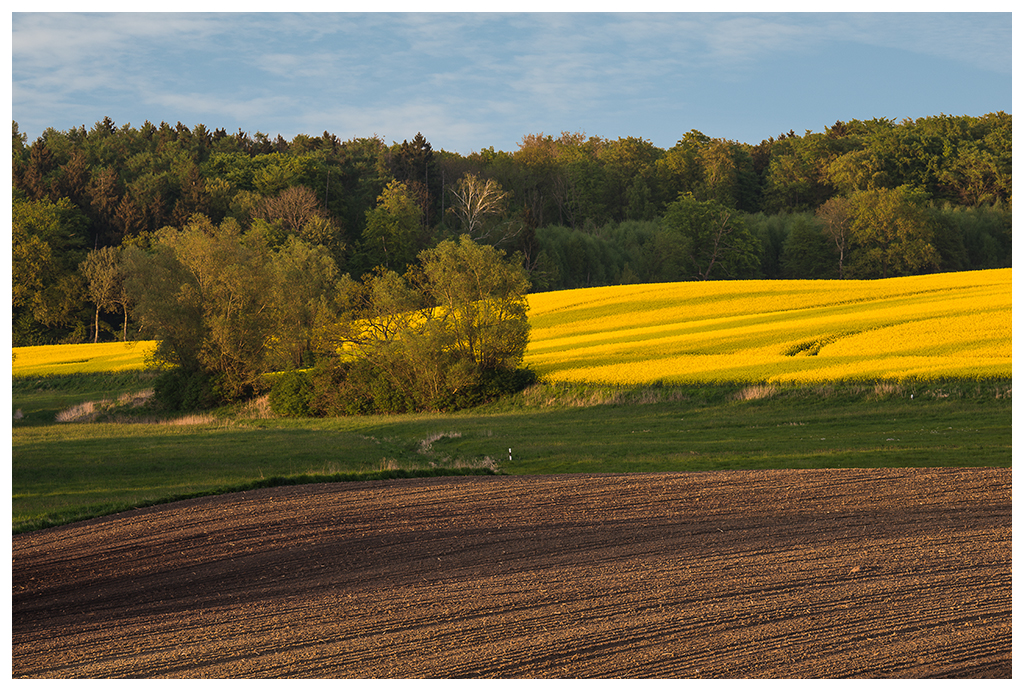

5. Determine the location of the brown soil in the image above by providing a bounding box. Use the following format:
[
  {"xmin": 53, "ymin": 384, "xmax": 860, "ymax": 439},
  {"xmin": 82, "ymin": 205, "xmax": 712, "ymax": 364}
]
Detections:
[{"xmin": 12, "ymin": 467, "xmax": 1011, "ymax": 679}]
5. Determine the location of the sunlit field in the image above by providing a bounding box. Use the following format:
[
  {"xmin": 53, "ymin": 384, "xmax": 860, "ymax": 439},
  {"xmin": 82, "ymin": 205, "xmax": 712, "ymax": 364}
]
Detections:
[
  {"xmin": 12, "ymin": 341, "xmax": 158, "ymax": 377},
  {"xmin": 12, "ymin": 270, "xmax": 1010, "ymax": 385},
  {"xmin": 524, "ymin": 269, "xmax": 1011, "ymax": 385},
  {"xmin": 12, "ymin": 270, "xmax": 1012, "ymax": 532}
]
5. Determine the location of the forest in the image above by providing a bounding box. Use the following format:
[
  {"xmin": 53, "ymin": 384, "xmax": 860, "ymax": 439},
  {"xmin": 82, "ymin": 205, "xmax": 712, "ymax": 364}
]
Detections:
[{"xmin": 12, "ymin": 112, "xmax": 1012, "ymax": 353}]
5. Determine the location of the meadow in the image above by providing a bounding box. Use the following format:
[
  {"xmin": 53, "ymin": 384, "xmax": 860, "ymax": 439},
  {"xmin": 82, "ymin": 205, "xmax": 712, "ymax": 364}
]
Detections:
[{"xmin": 10, "ymin": 269, "xmax": 1012, "ymax": 532}]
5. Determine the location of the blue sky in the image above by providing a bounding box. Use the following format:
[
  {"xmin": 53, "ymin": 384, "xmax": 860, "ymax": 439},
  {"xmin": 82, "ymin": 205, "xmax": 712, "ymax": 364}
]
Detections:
[{"xmin": 10, "ymin": 7, "xmax": 1013, "ymax": 155}]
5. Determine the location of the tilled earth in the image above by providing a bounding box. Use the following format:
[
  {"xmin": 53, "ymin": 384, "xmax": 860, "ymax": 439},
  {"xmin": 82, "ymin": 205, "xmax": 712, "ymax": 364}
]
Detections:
[{"xmin": 12, "ymin": 467, "xmax": 1012, "ymax": 678}]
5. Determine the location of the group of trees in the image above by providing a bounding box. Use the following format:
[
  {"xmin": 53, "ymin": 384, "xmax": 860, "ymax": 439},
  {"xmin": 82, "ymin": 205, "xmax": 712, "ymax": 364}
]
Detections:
[
  {"xmin": 531, "ymin": 185, "xmax": 1010, "ymax": 290},
  {"xmin": 107, "ymin": 213, "xmax": 532, "ymax": 413},
  {"xmin": 11, "ymin": 112, "xmax": 1011, "ymax": 411},
  {"xmin": 308, "ymin": 235, "xmax": 533, "ymax": 415}
]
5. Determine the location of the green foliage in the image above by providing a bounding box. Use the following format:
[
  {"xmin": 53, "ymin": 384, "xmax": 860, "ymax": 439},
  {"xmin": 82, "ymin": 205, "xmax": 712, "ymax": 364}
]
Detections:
[
  {"xmin": 439, "ymin": 366, "xmax": 537, "ymax": 410},
  {"xmin": 744, "ymin": 212, "xmax": 795, "ymax": 279},
  {"xmin": 656, "ymin": 132, "xmax": 761, "ymax": 212},
  {"xmin": 662, "ymin": 194, "xmax": 762, "ymax": 280},
  {"xmin": 12, "ymin": 197, "xmax": 92, "ymax": 344},
  {"xmin": 9, "ymin": 114, "xmax": 1013, "ymax": 349},
  {"xmin": 123, "ymin": 215, "xmax": 344, "ymax": 406},
  {"xmin": 268, "ymin": 369, "xmax": 315, "ymax": 417},
  {"xmin": 80, "ymin": 245, "xmax": 130, "ymax": 342},
  {"xmin": 309, "ymin": 359, "xmax": 415, "ymax": 416},
  {"xmin": 266, "ymin": 236, "xmax": 345, "ymax": 370},
  {"xmin": 936, "ymin": 202, "xmax": 1011, "ymax": 269},
  {"xmin": 416, "ymin": 235, "xmax": 532, "ymax": 370},
  {"xmin": 846, "ymin": 186, "xmax": 940, "ymax": 278},
  {"xmin": 780, "ymin": 214, "xmax": 838, "ymax": 279},
  {"xmin": 357, "ymin": 178, "xmax": 423, "ymax": 272},
  {"xmin": 535, "ymin": 225, "xmax": 624, "ymax": 288},
  {"xmin": 314, "ymin": 236, "xmax": 534, "ymax": 414},
  {"xmin": 153, "ymin": 368, "xmax": 219, "ymax": 411}
]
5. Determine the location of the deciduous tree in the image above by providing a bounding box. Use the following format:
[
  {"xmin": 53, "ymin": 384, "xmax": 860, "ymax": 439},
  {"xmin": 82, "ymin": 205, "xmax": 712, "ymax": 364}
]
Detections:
[
  {"xmin": 12, "ymin": 197, "xmax": 91, "ymax": 343},
  {"xmin": 325, "ymin": 236, "xmax": 532, "ymax": 412},
  {"xmin": 123, "ymin": 215, "xmax": 276, "ymax": 401},
  {"xmin": 360, "ymin": 179, "xmax": 422, "ymax": 271},
  {"xmin": 662, "ymin": 194, "xmax": 761, "ymax": 280},
  {"xmin": 816, "ymin": 196, "xmax": 854, "ymax": 279},
  {"xmin": 80, "ymin": 245, "xmax": 130, "ymax": 342},
  {"xmin": 416, "ymin": 235, "xmax": 531, "ymax": 372},
  {"xmin": 266, "ymin": 236, "xmax": 344, "ymax": 370},
  {"xmin": 448, "ymin": 173, "xmax": 512, "ymax": 243},
  {"xmin": 846, "ymin": 186, "xmax": 940, "ymax": 279}
]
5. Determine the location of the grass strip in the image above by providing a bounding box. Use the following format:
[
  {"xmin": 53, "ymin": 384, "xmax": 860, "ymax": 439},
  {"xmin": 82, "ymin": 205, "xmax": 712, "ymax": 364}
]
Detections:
[
  {"xmin": 13, "ymin": 377, "xmax": 1010, "ymax": 534},
  {"xmin": 13, "ymin": 467, "xmax": 497, "ymax": 535}
]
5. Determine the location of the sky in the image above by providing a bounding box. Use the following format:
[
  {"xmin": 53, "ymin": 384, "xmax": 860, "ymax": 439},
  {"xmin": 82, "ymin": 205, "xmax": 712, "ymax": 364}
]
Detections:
[{"xmin": 9, "ymin": 6, "xmax": 1014, "ymax": 156}]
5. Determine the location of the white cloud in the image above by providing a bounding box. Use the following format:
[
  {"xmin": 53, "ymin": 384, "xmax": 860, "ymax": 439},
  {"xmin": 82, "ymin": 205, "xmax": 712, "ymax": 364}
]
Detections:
[
  {"xmin": 701, "ymin": 14, "xmax": 817, "ymax": 65},
  {"xmin": 11, "ymin": 11, "xmax": 1010, "ymax": 153},
  {"xmin": 13, "ymin": 13, "xmax": 222, "ymax": 68},
  {"xmin": 293, "ymin": 99, "xmax": 499, "ymax": 152},
  {"xmin": 831, "ymin": 13, "xmax": 1011, "ymax": 73},
  {"xmin": 254, "ymin": 52, "xmax": 348, "ymax": 80},
  {"xmin": 143, "ymin": 91, "xmax": 297, "ymax": 124}
]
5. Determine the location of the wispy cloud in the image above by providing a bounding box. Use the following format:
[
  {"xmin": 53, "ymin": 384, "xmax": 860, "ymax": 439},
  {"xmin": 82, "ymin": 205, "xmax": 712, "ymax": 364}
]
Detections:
[
  {"xmin": 832, "ymin": 13, "xmax": 1011, "ymax": 74},
  {"xmin": 12, "ymin": 12, "xmax": 1010, "ymax": 153},
  {"xmin": 13, "ymin": 13, "xmax": 221, "ymax": 70}
]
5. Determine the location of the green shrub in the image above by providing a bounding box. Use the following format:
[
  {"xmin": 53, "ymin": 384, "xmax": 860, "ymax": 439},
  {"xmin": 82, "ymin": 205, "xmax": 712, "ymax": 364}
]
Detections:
[
  {"xmin": 436, "ymin": 366, "xmax": 538, "ymax": 411},
  {"xmin": 309, "ymin": 359, "xmax": 394, "ymax": 416},
  {"xmin": 153, "ymin": 368, "xmax": 220, "ymax": 411},
  {"xmin": 308, "ymin": 356, "xmax": 536, "ymax": 416},
  {"xmin": 268, "ymin": 369, "xmax": 316, "ymax": 417}
]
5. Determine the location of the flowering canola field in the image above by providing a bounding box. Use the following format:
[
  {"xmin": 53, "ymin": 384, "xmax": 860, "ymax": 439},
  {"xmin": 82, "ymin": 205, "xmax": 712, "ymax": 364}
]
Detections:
[
  {"xmin": 12, "ymin": 270, "xmax": 1011, "ymax": 385},
  {"xmin": 12, "ymin": 341, "xmax": 158, "ymax": 377},
  {"xmin": 524, "ymin": 269, "xmax": 1011, "ymax": 385}
]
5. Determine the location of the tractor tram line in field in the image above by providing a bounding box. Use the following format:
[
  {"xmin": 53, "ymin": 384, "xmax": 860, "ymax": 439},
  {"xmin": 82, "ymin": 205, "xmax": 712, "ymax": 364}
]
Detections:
[{"xmin": 525, "ymin": 269, "xmax": 1010, "ymax": 385}]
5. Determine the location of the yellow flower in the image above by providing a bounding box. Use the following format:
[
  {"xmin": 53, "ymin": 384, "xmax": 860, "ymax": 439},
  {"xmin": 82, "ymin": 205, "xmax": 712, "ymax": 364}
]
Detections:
[
  {"xmin": 12, "ymin": 341, "xmax": 159, "ymax": 377},
  {"xmin": 526, "ymin": 269, "xmax": 1010, "ymax": 384}
]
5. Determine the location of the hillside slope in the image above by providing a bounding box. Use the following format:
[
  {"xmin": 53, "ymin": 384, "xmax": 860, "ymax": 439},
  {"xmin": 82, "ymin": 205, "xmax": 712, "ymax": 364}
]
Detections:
[{"xmin": 525, "ymin": 269, "xmax": 1011, "ymax": 385}]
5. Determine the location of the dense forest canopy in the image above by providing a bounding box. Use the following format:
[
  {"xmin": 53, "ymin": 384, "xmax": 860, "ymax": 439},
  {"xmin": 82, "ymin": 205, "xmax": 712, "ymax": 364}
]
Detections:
[{"xmin": 12, "ymin": 112, "xmax": 1011, "ymax": 350}]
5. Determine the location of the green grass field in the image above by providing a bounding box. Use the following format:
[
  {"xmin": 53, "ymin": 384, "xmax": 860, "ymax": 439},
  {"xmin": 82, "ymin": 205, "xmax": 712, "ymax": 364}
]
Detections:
[{"xmin": 11, "ymin": 375, "xmax": 1011, "ymax": 533}]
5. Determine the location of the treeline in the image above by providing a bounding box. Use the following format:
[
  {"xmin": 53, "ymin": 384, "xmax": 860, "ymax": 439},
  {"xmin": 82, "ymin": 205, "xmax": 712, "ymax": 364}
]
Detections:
[{"xmin": 12, "ymin": 112, "xmax": 1012, "ymax": 348}]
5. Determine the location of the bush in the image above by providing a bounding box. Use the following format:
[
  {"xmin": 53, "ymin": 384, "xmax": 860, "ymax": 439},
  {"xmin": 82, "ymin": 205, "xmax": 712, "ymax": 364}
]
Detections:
[
  {"xmin": 307, "ymin": 360, "xmax": 349, "ymax": 416},
  {"xmin": 308, "ymin": 359, "xmax": 412, "ymax": 416},
  {"xmin": 153, "ymin": 368, "xmax": 220, "ymax": 411},
  {"xmin": 268, "ymin": 369, "xmax": 315, "ymax": 417},
  {"xmin": 308, "ymin": 357, "xmax": 536, "ymax": 416},
  {"xmin": 436, "ymin": 366, "xmax": 538, "ymax": 411}
]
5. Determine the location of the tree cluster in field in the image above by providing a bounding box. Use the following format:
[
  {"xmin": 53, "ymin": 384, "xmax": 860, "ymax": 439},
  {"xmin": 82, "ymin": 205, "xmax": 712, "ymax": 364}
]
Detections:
[
  {"xmin": 123, "ymin": 223, "xmax": 533, "ymax": 413},
  {"xmin": 11, "ymin": 114, "xmax": 1011, "ymax": 410}
]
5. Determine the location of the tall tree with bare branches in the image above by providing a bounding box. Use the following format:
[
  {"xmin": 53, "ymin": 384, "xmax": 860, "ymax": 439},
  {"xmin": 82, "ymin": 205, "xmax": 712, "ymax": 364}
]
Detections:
[{"xmin": 449, "ymin": 173, "xmax": 517, "ymax": 245}]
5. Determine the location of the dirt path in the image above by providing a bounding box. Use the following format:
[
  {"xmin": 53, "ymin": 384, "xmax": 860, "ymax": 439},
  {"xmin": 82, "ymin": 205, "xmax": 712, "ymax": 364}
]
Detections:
[{"xmin": 12, "ymin": 468, "xmax": 1011, "ymax": 678}]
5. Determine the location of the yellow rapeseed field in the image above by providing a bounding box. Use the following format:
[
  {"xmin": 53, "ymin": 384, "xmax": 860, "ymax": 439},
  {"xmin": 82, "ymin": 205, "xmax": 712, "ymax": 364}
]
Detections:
[
  {"xmin": 11, "ymin": 269, "xmax": 1011, "ymax": 385},
  {"xmin": 12, "ymin": 341, "xmax": 158, "ymax": 377},
  {"xmin": 524, "ymin": 268, "xmax": 1011, "ymax": 385}
]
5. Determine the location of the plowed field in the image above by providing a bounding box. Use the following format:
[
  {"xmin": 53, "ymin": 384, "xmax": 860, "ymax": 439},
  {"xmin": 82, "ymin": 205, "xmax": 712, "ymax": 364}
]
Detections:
[{"xmin": 12, "ymin": 468, "xmax": 1011, "ymax": 678}]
